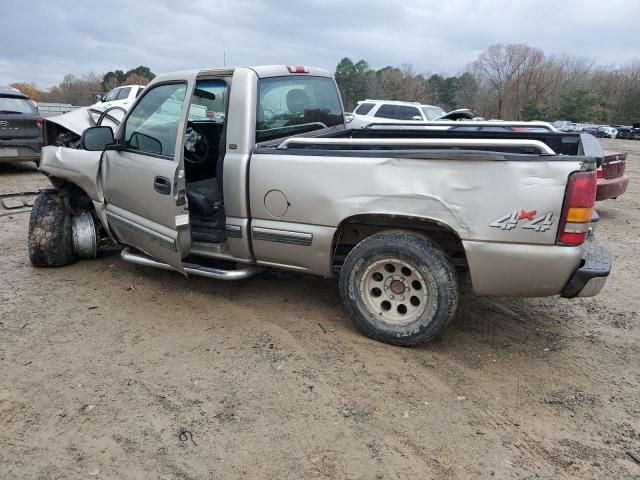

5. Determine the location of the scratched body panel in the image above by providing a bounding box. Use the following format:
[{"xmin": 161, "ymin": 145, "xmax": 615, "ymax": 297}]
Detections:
[
  {"xmin": 249, "ymin": 153, "xmax": 584, "ymax": 294},
  {"xmin": 249, "ymin": 153, "xmax": 582, "ymax": 244}
]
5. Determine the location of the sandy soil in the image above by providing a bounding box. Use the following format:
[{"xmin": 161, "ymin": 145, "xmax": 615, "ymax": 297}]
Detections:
[{"xmin": 1, "ymin": 140, "xmax": 639, "ymax": 479}]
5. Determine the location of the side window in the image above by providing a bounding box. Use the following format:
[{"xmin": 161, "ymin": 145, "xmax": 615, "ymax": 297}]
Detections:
[
  {"xmin": 354, "ymin": 102, "xmax": 375, "ymax": 115},
  {"xmin": 123, "ymin": 83, "xmax": 187, "ymax": 158},
  {"xmin": 374, "ymin": 104, "xmax": 397, "ymax": 119},
  {"xmin": 104, "ymin": 88, "xmax": 120, "ymax": 102},
  {"xmin": 116, "ymin": 87, "xmax": 132, "ymax": 100},
  {"xmin": 135, "ymin": 87, "xmax": 144, "ymax": 98},
  {"xmin": 395, "ymin": 105, "xmax": 421, "ymax": 120}
]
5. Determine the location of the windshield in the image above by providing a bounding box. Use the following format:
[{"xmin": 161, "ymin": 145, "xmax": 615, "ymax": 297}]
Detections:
[
  {"xmin": 188, "ymin": 79, "xmax": 227, "ymax": 122},
  {"xmin": 0, "ymin": 96, "xmax": 38, "ymax": 114},
  {"xmin": 421, "ymin": 106, "xmax": 446, "ymax": 120},
  {"xmin": 256, "ymin": 76, "xmax": 344, "ymax": 143}
]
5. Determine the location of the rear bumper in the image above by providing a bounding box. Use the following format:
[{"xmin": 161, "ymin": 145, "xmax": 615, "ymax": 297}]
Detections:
[
  {"xmin": 560, "ymin": 235, "xmax": 610, "ymax": 298},
  {"xmin": 596, "ymin": 175, "xmax": 629, "ymax": 201},
  {"xmin": 0, "ymin": 142, "xmax": 42, "ymax": 163},
  {"xmin": 464, "ymin": 240, "xmax": 583, "ymax": 297}
]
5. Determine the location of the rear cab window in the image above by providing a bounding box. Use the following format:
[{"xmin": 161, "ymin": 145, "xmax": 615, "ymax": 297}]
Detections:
[{"xmin": 256, "ymin": 76, "xmax": 344, "ymax": 143}]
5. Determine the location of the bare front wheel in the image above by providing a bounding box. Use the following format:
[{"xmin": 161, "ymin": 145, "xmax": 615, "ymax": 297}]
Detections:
[
  {"xmin": 28, "ymin": 192, "xmax": 77, "ymax": 267},
  {"xmin": 340, "ymin": 231, "xmax": 458, "ymax": 346}
]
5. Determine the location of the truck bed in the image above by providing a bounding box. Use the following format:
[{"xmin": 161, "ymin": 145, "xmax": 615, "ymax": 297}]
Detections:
[{"xmin": 258, "ymin": 126, "xmax": 603, "ymax": 160}]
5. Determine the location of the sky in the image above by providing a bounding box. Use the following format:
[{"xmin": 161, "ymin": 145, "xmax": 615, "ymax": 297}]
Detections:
[{"xmin": 1, "ymin": 0, "xmax": 638, "ymax": 88}]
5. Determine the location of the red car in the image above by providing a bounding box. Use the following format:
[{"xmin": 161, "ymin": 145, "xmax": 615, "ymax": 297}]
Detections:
[{"xmin": 596, "ymin": 150, "xmax": 629, "ymax": 201}]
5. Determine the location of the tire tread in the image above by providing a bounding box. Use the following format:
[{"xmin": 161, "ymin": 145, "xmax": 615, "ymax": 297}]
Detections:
[{"xmin": 28, "ymin": 192, "xmax": 76, "ymax": 267}]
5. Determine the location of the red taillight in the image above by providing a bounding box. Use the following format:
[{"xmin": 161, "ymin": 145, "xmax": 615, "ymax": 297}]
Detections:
[
  {"xmin": 601, "ymin": 151, "xmax": 626, "ymax": 179},
  {"xmin": 36, "ymin": 117, "xmax": 43, "ymax": 129},
  {"xmin": 596, "ymin": 167, "xmax": 604, "ymax": 178},
  {"xmin": 287, "ymin": 65, "xmax": 309, "ymax": 74},
  {"xmin": 556, "ymin": 171, "xmax": 597, "ymax": 246}
]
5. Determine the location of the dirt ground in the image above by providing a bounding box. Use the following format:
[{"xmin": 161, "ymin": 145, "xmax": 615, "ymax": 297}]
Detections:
[{"xmin": 1, "ymin": 140, "xmax": 639, "ymax": 480}]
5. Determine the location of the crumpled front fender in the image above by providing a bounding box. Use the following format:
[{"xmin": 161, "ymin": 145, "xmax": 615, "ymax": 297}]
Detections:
[{"xmin": 39, "ymin": 146, "xmax": 103, "ymax": 203}]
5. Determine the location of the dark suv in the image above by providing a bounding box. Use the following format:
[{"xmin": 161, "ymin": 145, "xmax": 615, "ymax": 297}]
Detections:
[{"xmin": 0, "ymin": 86, "xmax": 43, "ymax": 163}]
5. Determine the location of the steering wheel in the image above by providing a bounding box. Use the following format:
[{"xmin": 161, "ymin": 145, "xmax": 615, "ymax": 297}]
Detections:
[{"xmin": 184, "ymin": 123, "xmax": 210, "ymax": 165}]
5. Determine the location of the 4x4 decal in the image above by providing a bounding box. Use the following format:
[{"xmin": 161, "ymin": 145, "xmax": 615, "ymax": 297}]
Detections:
[{"xmin": 490, "ymin": 210, "xmax": 553, "ymax": 232}]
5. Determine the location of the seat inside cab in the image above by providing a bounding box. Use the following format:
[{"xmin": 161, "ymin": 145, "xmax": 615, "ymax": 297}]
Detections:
[{"xmin": 183, "ymin": 79, "xmax": 228, "ymax": 244}]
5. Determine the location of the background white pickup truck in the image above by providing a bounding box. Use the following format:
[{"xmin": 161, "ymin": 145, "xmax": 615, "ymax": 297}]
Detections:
[{"xmin": 91, "ymin": 85, "xmax": 145, "ymax": 113}]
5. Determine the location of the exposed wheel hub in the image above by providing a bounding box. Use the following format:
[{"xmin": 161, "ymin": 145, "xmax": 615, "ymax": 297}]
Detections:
[{"xmin": 389, "ymin": 279, "xmax": 406, "ymax": 295}]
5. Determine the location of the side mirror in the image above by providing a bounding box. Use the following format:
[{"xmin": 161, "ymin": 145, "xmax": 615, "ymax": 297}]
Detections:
[
  {"xmin": 344, "ymin": 113, "xmax": 354, "ymax": 123},
  {"xmin": 95, "ymin": 94, "xmax": 103, "ymax": 102},
  {"xmin": 412, "ymin": 115, "xmax": 422, "ymax": 121},
  {"xmin": 81, "ymin": 126, "xmax": 115, "ymax": 151}
]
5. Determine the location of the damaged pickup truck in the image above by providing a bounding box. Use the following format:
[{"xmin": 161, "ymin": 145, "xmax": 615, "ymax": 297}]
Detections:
[{"xmin": 29, "ymin": 65, "xmax": 611, "ymax": 346}]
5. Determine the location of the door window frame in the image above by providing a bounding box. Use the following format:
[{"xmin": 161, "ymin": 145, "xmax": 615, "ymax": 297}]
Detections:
[{"xmin": 117, "ymin": 81, "xmax": 188, "ymax": 161}]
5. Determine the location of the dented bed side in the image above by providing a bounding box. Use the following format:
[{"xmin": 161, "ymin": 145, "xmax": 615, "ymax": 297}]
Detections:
[{"xmin": 248, "ymin": 151, "xmax": 587, "ymax": 295}]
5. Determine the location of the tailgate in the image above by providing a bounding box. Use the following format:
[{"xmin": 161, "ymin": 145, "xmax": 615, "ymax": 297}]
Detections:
[{"xmin": 0, "ymin": 113, "xmax": 41, "ymax": 140}]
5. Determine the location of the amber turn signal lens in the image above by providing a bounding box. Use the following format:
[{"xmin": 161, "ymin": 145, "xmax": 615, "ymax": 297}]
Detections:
[{"xmin": 566, "ymin": 207, "xmax": 593, "ymax": 223}]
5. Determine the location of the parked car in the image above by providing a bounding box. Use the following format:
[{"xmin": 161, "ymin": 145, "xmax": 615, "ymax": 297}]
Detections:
[
  {"xmin": 597, "ymin": 126, "xmax": 618, "ymax": 138},
  {"xmin": 596, "ymin": 150, "xmax": 629, "ymax": 201},
  {"xmin": 349, "ymin": 99, "xmax": 475, "ymax": 128},
  {"xmin": 0, "ymin": 86, "xmax": 43, "ymax": 163},
  {"xmin": 91, "ymin": 85, "xmax": 145, "ymax": 113},
  {"xmin": 582, "ymin": 125, "xmax": 600, "ymax": 136},
  {"xmin": 613, "ymin": 125, "xmax": 632, "ymax": 139},
  {"xmin": 552, "ymin": 120, "xmax": 572, "ymax": 132},
  {"xmin": 31, "ymin": 65, "xmax": 610, "ymax": 346},
  {"xmin": 630, "ymin": 123, "xmax": 640, "ymax": 140}
]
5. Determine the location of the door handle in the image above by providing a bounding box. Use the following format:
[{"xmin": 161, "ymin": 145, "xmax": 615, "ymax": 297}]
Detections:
[{"xmin": 154, "ymin": 176, "xmax": 171, "ymax": 195}]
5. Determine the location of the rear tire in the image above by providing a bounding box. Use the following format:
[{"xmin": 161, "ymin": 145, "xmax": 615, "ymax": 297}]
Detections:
[
  {"xmin": 339, "ymin": 231, "xmax": 458, "ymax": 346},
  {"xmin": 28, "ymin": 192, "xmax": 77, "ymax": 267}
]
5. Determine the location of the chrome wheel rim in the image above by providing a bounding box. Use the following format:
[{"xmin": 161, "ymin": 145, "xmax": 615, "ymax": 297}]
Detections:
[{"xmin": 359, "ymin": 258, "xmax": 428, "ymax": 325}]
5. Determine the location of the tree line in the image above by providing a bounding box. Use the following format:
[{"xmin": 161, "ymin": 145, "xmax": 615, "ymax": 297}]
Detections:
[
  {"xmin": 10, "ymin": 66, "xmax": 155, "ymax": 106},
  {"xmin": 336, "ymin": 44, "xmax": 640, "ymax": 124}
]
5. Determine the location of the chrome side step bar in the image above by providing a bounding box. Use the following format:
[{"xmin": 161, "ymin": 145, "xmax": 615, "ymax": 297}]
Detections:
[{"xmin": 120, "ymin": 247, "xmax": 260, "ymax": 281}]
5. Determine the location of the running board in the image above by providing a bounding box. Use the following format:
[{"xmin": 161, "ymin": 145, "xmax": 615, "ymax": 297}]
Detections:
[{"xmin": 120, "ymin": 247, "xmax": 259, "ymax": 280}]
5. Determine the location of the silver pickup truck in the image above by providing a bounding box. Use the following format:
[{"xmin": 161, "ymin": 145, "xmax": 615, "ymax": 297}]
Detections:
[{"xmin": 29, "ymin": 65, "xmax": 611, "ymax": 346}]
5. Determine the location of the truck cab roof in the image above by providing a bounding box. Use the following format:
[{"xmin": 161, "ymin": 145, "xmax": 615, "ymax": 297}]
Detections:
[{"xmin": 153, "ymin": 65, "xmax": 332, "ymax": 84}]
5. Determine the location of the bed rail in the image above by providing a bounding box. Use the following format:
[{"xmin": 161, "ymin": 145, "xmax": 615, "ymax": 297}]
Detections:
[{"xmin": 276, "ymin": 137, "xmax": 557, "ymax": 155}]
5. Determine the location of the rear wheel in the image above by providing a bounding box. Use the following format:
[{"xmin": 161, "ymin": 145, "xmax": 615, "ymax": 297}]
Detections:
[
  {"xmin": 339, "ymin": 231, "xmax": 458, "ymax": 346},
  {"xmin": 28, "ymin": 192, "xmax": 77, "ymax": 267}
]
